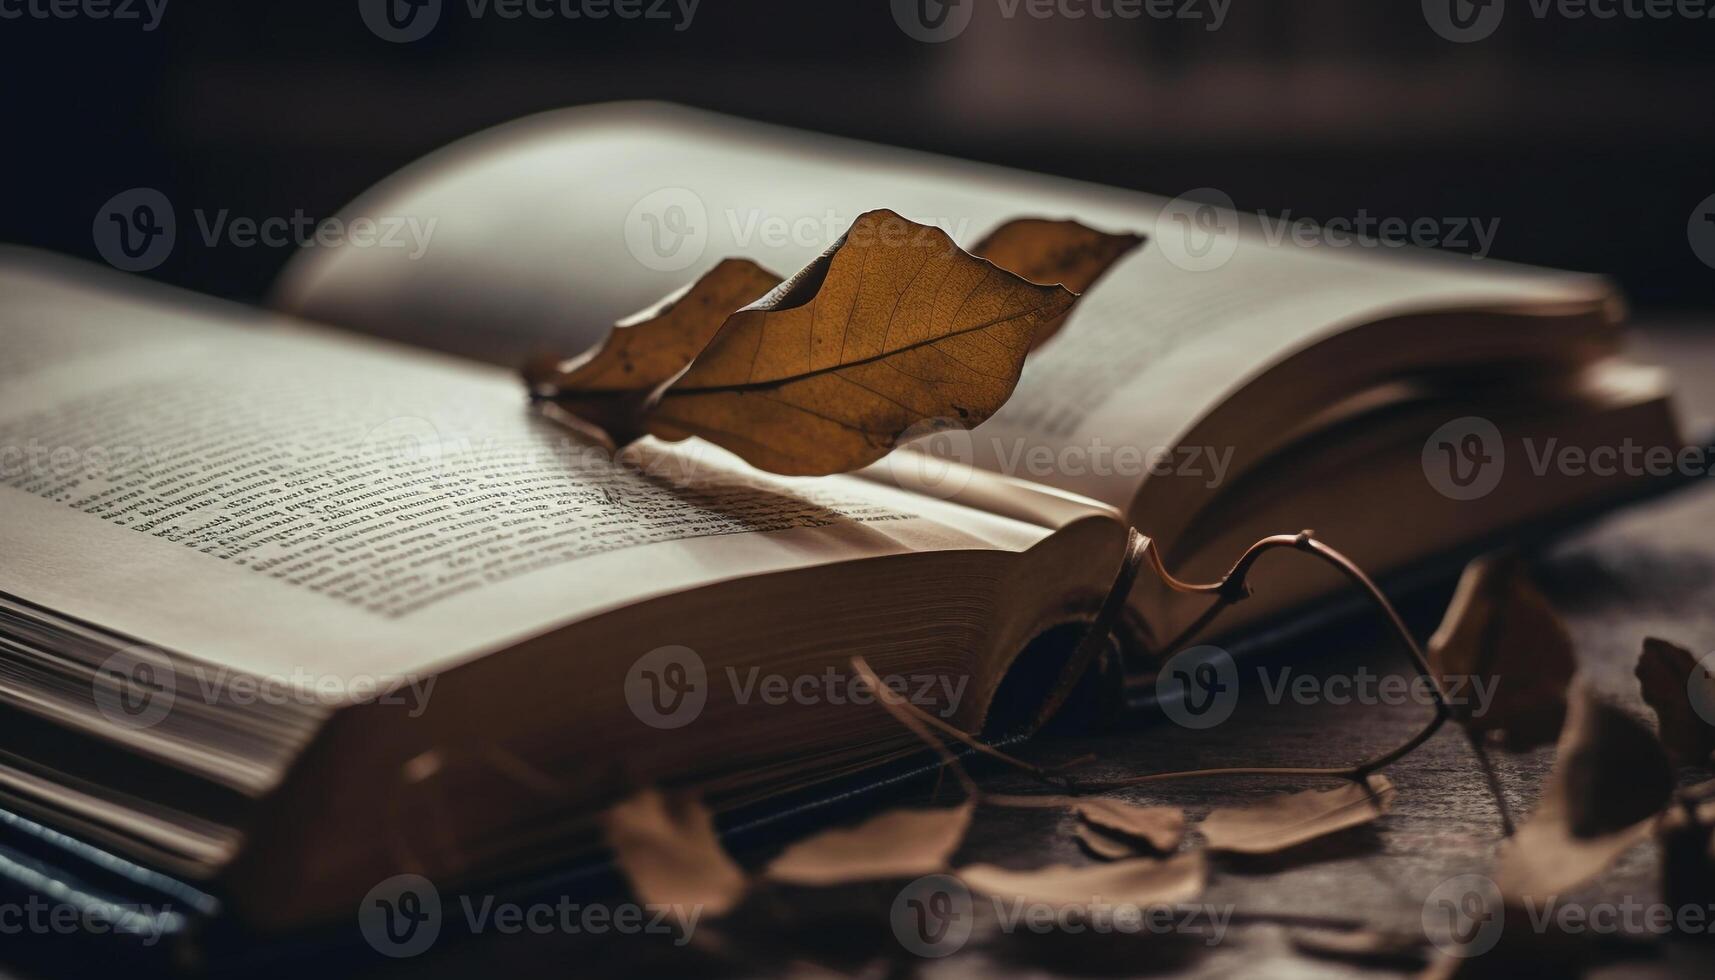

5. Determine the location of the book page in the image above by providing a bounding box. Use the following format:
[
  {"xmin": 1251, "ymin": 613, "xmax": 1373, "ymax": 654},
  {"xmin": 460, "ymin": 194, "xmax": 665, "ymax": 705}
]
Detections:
[
  {"xmin": 274, "ymin": 103, "xmax": 1609, "ymax": 513},
  {"xmin": 0, "ymin": 254, "xmax": 1052, "ymax": 688}
]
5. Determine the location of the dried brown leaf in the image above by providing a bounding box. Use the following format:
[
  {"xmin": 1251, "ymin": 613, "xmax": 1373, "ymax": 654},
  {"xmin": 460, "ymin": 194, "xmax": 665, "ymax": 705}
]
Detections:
[
  {"xmin": 1289, "ymin": 927, "xmax": 1427, "ymax": 966},
  {"xmin": 524, "ymin": 258, "xmax": 780, "ymax": 438},
  {"xmin": 1075, "ymin": 799, "xmax": 1185, "ymax": 852},
  {"xmin": 644, "ymin": 209, "xmax": 1076, "ymax": 475},
  {"xmin": 601, "ymin": 787, "xmax": 747, "ymax": 916},
  {"xmin": 956, "ymin": 852, "xmax": 1205, "ymax": 907},
  {"xmin": 1658, "ymin": 781, "xmax": 1715, "ymax": 916},
  {"xmin": 1636, "ymin": 636, "xmax": 1715, "ymax": 766},
  {"xmin": 968, "ymin": 217, "xmax": 1143, "ymax": 348},
  {"xmin": 1073, "ymin": 824, "xmax": 1139, "ymax": 861},
  {"xmin": 1198, "ymin": 775, "xmax": 1397, "ymax": 854},
  {"xmin": 1427, "ymin": 555, "xmax": 1576, "ymax": 750},
  {"xmin": 1492, "ymin": 683, "xmax": 1673, "ymax": 902},
  {"xmin": 765, "ymin": 803, "xmax": 974, "ymax": 885}
]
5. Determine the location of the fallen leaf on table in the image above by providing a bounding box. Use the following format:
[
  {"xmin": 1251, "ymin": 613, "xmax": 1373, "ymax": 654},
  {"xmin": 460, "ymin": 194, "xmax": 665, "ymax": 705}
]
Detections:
[
  {"xmin": 1427, "ymin": 555, "xmax": 1576, "ymax": 751},
  {"xmin": 601, "ymin": 787, "xmax": 747, "ymax": 916},
  {"xmin": 1635, "ymin": 636, "xmax": 1715, "ymax": 766},
  {"xmin": 1491, "ymin": 683, "xmax": 1673, "ymax": 902},
  {"xmin": 980, "ymin": 793, "xmax": 1084, "ymax": 809},
  {"xmin": 524, "ymin": 258, "xmax": 780, "ymax": 440},
  {"xmin": 968, "ymin": 218, "xmax": 1143, "ymax": 348},
  {"xmin": 644, "ymin": 210, "xmax": 1077, "ymax": 475},
  {"xmin": 1198, "ymin": 775, "xmax": 1397, "ymax": 854},
  {"xmin": 1658, "ymin": 781, "xmax": 1715, "ymax": 918},
  {"xmin": 1289, "ymin": 927, "xmax": 1428, "ymax": 966},
  {"xmin": 765, "ymin": 803, "xmax": 974, "ymax": 885},
  {"xmin": 1073, "ymin": 824, "xmax": 1139, "ymax": 861},
  {"xmin": 1075, "ymin": 799, "xmax": 1185, "ymax": 852},
  {"xmin": 957, "ymin": 852, "xmax": 1205, "ymax": 907}
]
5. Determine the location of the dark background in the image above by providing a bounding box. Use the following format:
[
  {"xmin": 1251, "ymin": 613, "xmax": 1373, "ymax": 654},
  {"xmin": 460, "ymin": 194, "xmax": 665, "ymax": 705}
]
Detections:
[{"xmin": 2, "ymin": 0, "xmax": 1712, "ymax": 310}]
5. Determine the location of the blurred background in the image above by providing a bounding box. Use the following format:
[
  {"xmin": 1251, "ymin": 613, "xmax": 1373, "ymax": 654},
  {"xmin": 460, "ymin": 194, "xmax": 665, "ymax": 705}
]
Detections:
[{"xmin": 2, "ymin": 0, "xmax": 1711, "ymax": 309}]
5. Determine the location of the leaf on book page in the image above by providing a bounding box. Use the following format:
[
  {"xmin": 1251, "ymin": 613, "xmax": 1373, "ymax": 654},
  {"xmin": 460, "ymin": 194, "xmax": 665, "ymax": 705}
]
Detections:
[
  {"xmin": 1635, "ymin": 636, "xmax": 1715, "ymax": 766},
  {"xmin": 644, "ymin": 209, "xmax": 1077, "ymax": 476},
  {"xmin": 1074, "ymin": 824, "xmax": 1139, "ymax": 861},
  {"xmin": 1491, "ymin": 683, "xmax": 1673, "ymax": 902},
  {"xmin": 968, "ymin": 218, "xmax": 1144, "ymax": 348},
  {"xmin": 523, "ymin": 258, "xmax": 781, "ymax": 440},
  {"xmin": 957, "ymin": 852, "xmax": 1205, "ymax": 908},
  {"xmin": 601, "ymin": 787, "xmax": 747, "ymax": 916},
  {"xmin": 1198, "ymin": 775, "xmax": 1397, "ymax": 854},
  {"xmin": 1075, "ymin": 799, "xmax": 1185, "ymax": 852},
  {"xmin": 764, "ymin": 802, "xmax": 974, "ymax": 885},
  {"xmin": 1427, "ymin": 555, "xmax": 1576, "ymax": 751}
]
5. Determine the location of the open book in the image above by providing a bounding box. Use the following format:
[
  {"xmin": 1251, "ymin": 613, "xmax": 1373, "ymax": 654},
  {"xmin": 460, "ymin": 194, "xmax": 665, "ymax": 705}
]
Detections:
[{"xmin": 0, "ymin": 103, "xmax": 1681, "ymax": 931}]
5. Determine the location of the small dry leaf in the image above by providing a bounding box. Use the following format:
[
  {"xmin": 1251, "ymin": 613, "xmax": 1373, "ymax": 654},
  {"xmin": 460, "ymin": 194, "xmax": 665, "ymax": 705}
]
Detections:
[
  {"xmin": 968, "ymin": 218, "xmax": 1143, "ymax": 348},
  {"xmin": 1635, "ymin": 636, "xmax": 1715, "ymax": 766},
  {"xmin": 1198, "ymin": 775, "xmax": 1397, "ymax": 854},
  {"xmin": 524, "ymin": 258, "xmax": 780, "ymax": 438},
  {"xmin": 1427, "ymin": 555, "xmax": 1576, "ymax": 751},
  {"xmin": 1075, "ymin": 799, "xmax": 1185, "ymax": 852},
  {"xmin": 600, "ymin": 787, "xmax": 747, "ymax": 916},
  {"xmin": 645, "ymin": 210, "xmax": 1076, "ymax": 475},
  {"xmin": 1658, "ymin": 781, "xmax": 1715, "ymax": 917},
  {"xmin": 957, "ymin": 852, "xmax": 1205, "ymax": 908},
  {"xmin": 765, "ymin": 803, "xmax": 974, "ymax": 885},
  {"xmin": 1074, "ymin": 824, "xmax": 1139, "ymax": 861},
  {"xmin": 1492, "ymin": 683, "xmax": 1673, "ymax": 902},
  {"xmin": 1289, "ymin": 927, "xmax": 1427, "ymax": 966}
]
